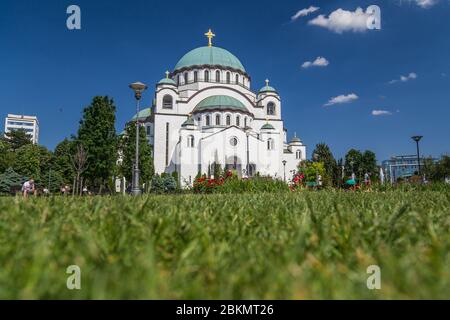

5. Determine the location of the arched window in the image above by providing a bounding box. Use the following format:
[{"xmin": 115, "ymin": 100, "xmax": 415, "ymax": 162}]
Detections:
[
  {"xmin": 226, "ymin": 115, "xmax": 231, "ymax": 126},
  {"xmin": 204, "ymin": 70, "xmax": 209, "ymax": 82},
  {"xmin": 162, "ymin": 95, "xmax": 173, "ymax": 109},
  {"xmin": 177, "ymin": 75, "xmax": 180, "ymax": 85},
  {"xmin": 267, "ymin": 138, "xmax": 274, "ymax": 150},
  {"xmin": 184, "ymin": 72, "xmax": 188, "ymax": 84},
  {"xmin": 296, "ymin": 150, "xmax": 302, "ymax": 160},
  {"xmin": 205, "ymin": 115, "xmax": 210, "ymax": 126},
  {"xmin": 235, "ymin": 74, "xmax": 239, "ymax": 84},
  {"xmin": 244, "ymin": 117, "xmax": 247, "ymax": 128},
  {"xmin": 194, "ymin": 71, "xmax": 198, "ymax": 82},
  {"xmin": 215, "ymin": 114, "xmax": 221, "ymax": 126},
  {"xmin": 226, "ymin": 72, "xmax": 231, "ymax": 84},
  {"xmin": 187, "ymin": 135, "xmax": 194, "ymax": 148},
  {"xmin": 236, "ymin": 115, "xmax": 240, "ymax": 127},
  {"xmin": 267, "ymin": 102, "xmax": 276, "ymax": 115},
  {"xmin": 216, "ymin": 70, "xmax": 221, "ymax": 83}
]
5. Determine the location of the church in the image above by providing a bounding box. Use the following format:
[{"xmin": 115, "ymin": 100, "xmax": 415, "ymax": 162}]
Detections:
[{"xmin": 131, "ymin": 30, "xmax": 306, "ymax": 187}]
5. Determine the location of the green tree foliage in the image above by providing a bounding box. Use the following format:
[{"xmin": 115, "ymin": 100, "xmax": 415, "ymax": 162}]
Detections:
[
  {"xmin": 1, "ymin": 129, "xmax": 32, "ymax": 151},
  {"xmin": 118, "ymin": 121, "xmax": 153, "ymax": 186},
  {"xmin": 423, "ymin": 155, "xmax": 450, "ymax": 182},
  {"xmin": 44, "ymin": 170, "xmax": 64, "ymax": 193},
  {"xmin": 344, "ymin": 149, "xmax": 363, "ymax": 177},
  {"xmin": 298, "ymin": 161, "xmax": 326, "ymax": 183},
  {"xmin": 312, "ymin": 143, "xmax": 338, "ymax": 186},
  {"xmin": 13, "ymin": 144, "xmax": 53, "ymax": 184},
  {"xmin": 361, "ymin": 150, "xmax": 377, "ymax": 175},
  {"xmin": 53, "ymin": 138, "xmax": 76, "ymax": 184},
  {"xmin": 0, "ymin": 168, "xmax": 26, "ymax": 194},
  {"xmin": 77, "ymin": 96, "xmax": 117, "ymax": 189},
  {"xmin": 0, "ymin": 140, "xmax": 16, "ymax": 173}
]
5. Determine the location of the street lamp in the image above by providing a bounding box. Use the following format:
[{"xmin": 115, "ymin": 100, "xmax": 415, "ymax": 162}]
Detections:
[
  {"xmin": 411, "ymin": 135, "xmax": 423, "ymax": 176},
  {"xmin": 129, "ymin": 81, "xmax": 148, "ymax": 196},
  {"xmin": 282, "ymin": 160, "xmax": 287, "ymax": 182}
]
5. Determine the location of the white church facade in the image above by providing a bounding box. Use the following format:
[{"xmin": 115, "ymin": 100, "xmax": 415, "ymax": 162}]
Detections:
[{"xmin": 131, "ymin": 30, "xmax": 306, "ymax": 187}]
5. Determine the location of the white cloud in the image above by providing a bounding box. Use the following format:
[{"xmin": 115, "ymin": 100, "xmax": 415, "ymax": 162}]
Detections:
[
  {"xmin": 389, "ymin": 72, "xmax": 418, "ymax": 84},
  {"xmin": 324, "ymin": 93, "xmax": 359, "ymax": 106},
  {"xmin": 302, "ymin": 56, "xmax": 329, "ymax": 68},
  {"xmin": 308, "ymin": 7, "xmax": 370, "ymax": 33},
  {"xmin": 414, "ymin": 0, "xmax": 438, "ymax": 8},
  {"xmin": 372, "ymin": 110, "xmax": 393, "ymax": 116},
  {"xmin": 291, "ymin": 6, "xmax": 320, "ymax": 21}
]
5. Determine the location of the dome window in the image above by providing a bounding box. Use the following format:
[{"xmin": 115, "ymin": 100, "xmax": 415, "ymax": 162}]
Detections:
[
  {"xmin": 267, "ymin": 102, "xmax": 276, "ymax": 116},
  {"xmin": 204, "ymin": 70, "xmax": 210, "ymax": 82},
  {"xmin": 226, "ymin": 115, "xmax": 231, "ymax": 126},
  {"xmin": 215, "ymin": 114, "xmax": 221, "ymax": 126},
  {"xmin": 226, "ymin": 72, "xmax": 231, "ymax": 84},
  {"xmin": 162, "ymin": 95, "xmax": 173, "ymax": 109},
  {"xmin": 184, "ymin": 72, "xmax": 188, "ymax": 84},
  {"xmin": 194, "ymin": 71, "xmax": 198, "ymax": 82},
  {"xmin": 205, "ymin": 115, "xmax": 210, "ymax": 126},
  {"xmin": 235, "ymin": 74, "xmax": 239, "ymax": 85},
  {"xmin": 236, "ymin": 115, "xmax": 240, "ymax": 127},
  {"xmin": 216, "ymin": 70, "xmax": 221, "ymax": 83}
]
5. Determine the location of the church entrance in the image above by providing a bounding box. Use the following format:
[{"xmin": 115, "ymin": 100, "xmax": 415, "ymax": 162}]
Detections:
[{"xmin": 225, "ymin": 156, "xmax": 242, "ymax": 177}]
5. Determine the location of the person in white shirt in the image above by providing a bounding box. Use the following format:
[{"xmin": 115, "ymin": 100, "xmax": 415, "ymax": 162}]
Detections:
[{"xmin": 22, "ymin": 178, "xmax": 36, "ymax": 198}]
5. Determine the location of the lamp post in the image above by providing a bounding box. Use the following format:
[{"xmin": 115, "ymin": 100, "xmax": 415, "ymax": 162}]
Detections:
[
  {"xmin": 129, "ymin": 81, "xmax": 148, "ymax": 196},
  {"xmin": 411, "ymin": 135, "xmax": 423, "ymax": 176},
  {"xmin": 282, "ymin": 160, "xmax": 287, "ymax": 182}
]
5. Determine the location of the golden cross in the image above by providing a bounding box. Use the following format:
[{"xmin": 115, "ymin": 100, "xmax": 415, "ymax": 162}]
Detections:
[
  {"xmin": 204, "ymin": 29, "xmax": 215, "ymax": 47},
  {"xmin": 165, "ymin": 70, "xmax": 170, "ymax": 79}
]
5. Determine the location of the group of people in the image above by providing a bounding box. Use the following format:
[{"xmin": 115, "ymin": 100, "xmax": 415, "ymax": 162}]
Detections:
[{"xmin": 21, "ymin": 178, "xmax": 91, "ymax": 197}]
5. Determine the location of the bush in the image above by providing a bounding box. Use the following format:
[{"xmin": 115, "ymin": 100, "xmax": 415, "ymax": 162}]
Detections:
[
  {"xmin": 150, "ymin": 174, "xmax": 177, "ymax": 194},
  {"xmin": 193, "ymin": 171, "xmax": 289, "ymax": 193}
]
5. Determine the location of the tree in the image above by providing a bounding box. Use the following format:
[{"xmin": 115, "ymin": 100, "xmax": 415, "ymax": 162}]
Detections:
[
  {"xmin": 361, "ymin": 150, "xmax": 377, "ymax": 176},
  {"xmin": 0, "ymin": 140, "xmax": 15, "ymax": 174},
  {"xmin": 53, "ymin": 138, "xmax": 76, "ymax": 184},
  {"xmin": 1, "ymin": 129, "xmax": 32, "ymax": 151},
  {"xmin": 0, "ymin": 168, "xmax": 27, "ymax": 195},
  {"xmin": 298, "ymin": 161, "xmax": 326, "ymax": 183},
  {"xmin": 77, "ymin": 96, "xmax": 117, "ymax": 190},
  {"xmin": 70, "ymin": 144, "xmax": 88, "ymax": 196},
  {"xmin": 118, "ymin": 121, "xmax": 153, "ymax": 186},
  {"xmin": 14, "ymin": 144, "xmax": 42, "ymax": 180},
  {"xmin": 312, "ymin": 143, "xmax": 338, "ymax": 186},
  {"xmin": 345, "ymin": 149, "xmax": 363, "ymax": 178}
]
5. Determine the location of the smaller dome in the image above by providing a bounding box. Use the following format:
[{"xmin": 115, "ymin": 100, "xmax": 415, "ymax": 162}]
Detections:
[
  {"xmin": 258, "ymin": 79, "xmax": 277, "ymax": 94},
  {"xmin": 193, "ymin": 95, "xmax": 250, "ymax": 114},
  {"xmin": 182, "ymin": 116, "xmax": 195, "ymax": 127},
  {"xmin": 261, "ymin": 123, "xmax": 275, "ymax": 130},
  {"xmin": 158, "ymin": 78, "xmax": 177, "ymax": 86},
  {"xmin": 131, "ymin": 108, "xmax": 151, "ymax": 121},
  {"xmin": 158, "ymin": 71, "xmax": 177, "ymax": 86},
  {"xmin": 290, "ymin": 134, "xmax": 302, "ymax": 144}
]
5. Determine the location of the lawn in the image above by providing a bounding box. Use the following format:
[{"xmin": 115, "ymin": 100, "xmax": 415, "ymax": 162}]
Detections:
[{"xmin": 0, "ymin": 189, "xmax": 449, "ymax": 299}]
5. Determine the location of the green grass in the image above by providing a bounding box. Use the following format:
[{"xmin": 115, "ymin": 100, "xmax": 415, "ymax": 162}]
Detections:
[{"xmin": 0, "ymin": 189, "xmax": 449, "ymax": 299}]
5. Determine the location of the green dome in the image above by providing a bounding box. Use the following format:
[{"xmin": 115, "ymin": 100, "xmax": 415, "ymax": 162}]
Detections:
[
  {"xmin": 174, "ymin": 46, "xmax": 245, "ymax": 72},
  {"xmin": 259, "ymin": 85, "xmax": 277, "ymax": 94},
  {"xmin": 193, "ymin": 95, "xmax": 249, "ymax": 114},
  {"xmin": 261, "ymin": 123, "xmax": 275, "ymax": 130},
  {"xmin": 182, "ymin": 116, "xmax": 195, "ymax": 127},
  {"xmin": 158, "ymin": 78, "xmax": 176, "ymax": 86},
  {"xmin": 131, "ymin": 108, "xmax": 151, "ymax": 121}
]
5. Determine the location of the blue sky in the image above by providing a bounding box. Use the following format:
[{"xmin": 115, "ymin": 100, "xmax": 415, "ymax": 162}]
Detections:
[{"xmin": 0, "ymin": 0, "xmax": 449, "ymax": 161}]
